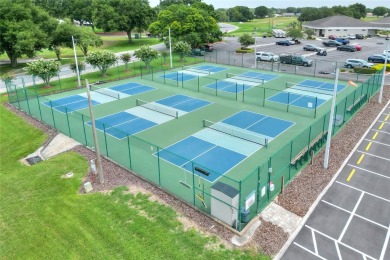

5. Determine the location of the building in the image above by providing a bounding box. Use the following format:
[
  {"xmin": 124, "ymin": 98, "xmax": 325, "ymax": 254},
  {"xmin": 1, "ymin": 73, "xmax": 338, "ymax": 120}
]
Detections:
[{"xmin": 302, "ymin": 15, "xmax": 389, "ymax": 38}]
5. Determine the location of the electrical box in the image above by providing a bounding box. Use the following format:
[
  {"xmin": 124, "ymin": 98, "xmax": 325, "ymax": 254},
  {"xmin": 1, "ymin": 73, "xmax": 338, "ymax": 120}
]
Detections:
[{"xmin": 210, "ymin": 182, "xmax": 239, "ymax": 227}]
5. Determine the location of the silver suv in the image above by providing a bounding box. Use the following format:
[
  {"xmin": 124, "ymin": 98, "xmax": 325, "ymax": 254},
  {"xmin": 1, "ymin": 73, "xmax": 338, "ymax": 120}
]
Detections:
[
  {"xmin": 344, "ymin": 59, "xmax": 373, "ymax": 68},
  {"xmin": 256, "ymin": 52, "xmax": 279, "ymax": 62}
]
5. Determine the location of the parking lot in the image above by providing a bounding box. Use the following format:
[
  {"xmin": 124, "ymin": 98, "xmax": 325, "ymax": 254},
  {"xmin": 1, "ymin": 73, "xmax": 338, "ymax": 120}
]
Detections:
[{"xmin": 211, "ymin": 36, "xmax": 389, "ymax": 84}]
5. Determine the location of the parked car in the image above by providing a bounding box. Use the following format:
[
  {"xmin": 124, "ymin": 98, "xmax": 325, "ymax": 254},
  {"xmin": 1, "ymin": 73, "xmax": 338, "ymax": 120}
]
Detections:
[
  {"xmin": 279, "ymin": 54, "xmax": 313, "ymax": 67},
  {"xmin": 335, "ymin": 38, "xmax": 350, "ymax": 45},
  {"xmin": 355, "ymin": 34, "xmax": 364, "ymax": 39},
  {"xmin": 347, "ymin": 34, "xmax": 357, "ymax": 39},
  {"xmin": 322, "ymin": 40, "xmax": 342, "ymax": 47},
  {"xmin": 303, "ymin": 44, "xmax": 321, "ymax": 51},
  {"xmin": 337, "ymin": 45, "xmax": 357, "ymax": 52},
  {"xmin": 383, "ymin": 50, "xmax": 390, "ymax": 55},
  {"xmin": 191, "ymin": 48, "xmax": 205, "ymax": 56},
  {"xmin": 367, "ymin": 55, "xmax": 389, "ymax": 63},
  {"xmin": 351, "ymin": 43, "xmax": 362, "ymax": 51},
  {"xmin": 256, "ymin": 52, "xmax": 279, "ymax": 62},
  {"xmin": 276, "ymin": 40, "xmax": 293, "ymax": 46},
  {"xmin": 328, "ymin": 35, "xmax": 338, "ymax": 40},
  {"xmin": 344, "ymin": 59, "xmax": 373, "ymax": 68},
  {"xmin": 201, "ymin": 44, "xmax": 214, "ymax": 52}
]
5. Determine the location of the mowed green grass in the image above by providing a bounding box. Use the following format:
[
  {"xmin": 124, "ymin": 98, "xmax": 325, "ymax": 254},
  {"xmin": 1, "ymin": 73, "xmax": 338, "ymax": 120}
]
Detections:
[
  {"xmin": 225, "ymin": 17, "xmax": 298, "ymax": 36},
  {"xmin": 0, "ymin": 96, "xmax": 269, "ymax": 259}
]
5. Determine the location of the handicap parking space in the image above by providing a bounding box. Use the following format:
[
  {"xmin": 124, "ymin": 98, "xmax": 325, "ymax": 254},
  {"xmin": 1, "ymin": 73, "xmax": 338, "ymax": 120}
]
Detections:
[{"xmin": 282, "ymin": 102, "xmax": 390, "ymax": 260}]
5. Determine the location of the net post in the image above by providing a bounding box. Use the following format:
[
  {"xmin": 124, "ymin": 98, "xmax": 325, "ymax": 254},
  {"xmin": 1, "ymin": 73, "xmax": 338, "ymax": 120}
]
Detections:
[
  {"xmin": 197, "ymin": 76, "xmax": 200, "ymax": 92},
  {"xmin": 235, "ymin": 83, "xmax": 238, "ymax": 101},
  {"xmin": 215, "ymin": 79, "xmax": 217, "ymax": 96},
  {"xmin": 287, "ymin": 92, "xmax": 290, "ymax": 112},
  {"xmin": 175, "ymin": 111, "xmax": 179, "ymax": 119},
  {"xmin": 164, "ymin": 70, "xmax": 166, "ymax": 84},
  {"xmin": 176, "ymin": 72, "xmax": 179, "ymax": 87},
  {"xmin": 181, "ymin": 71, "xmax": 184, "ymax": 88},
  {"xmin": 265, "ymin": 138, "xmax": 268, "ymax": 148},
  {"xmin": 314, "ymin": 97, "xmax": 318, "ymax": 118}
]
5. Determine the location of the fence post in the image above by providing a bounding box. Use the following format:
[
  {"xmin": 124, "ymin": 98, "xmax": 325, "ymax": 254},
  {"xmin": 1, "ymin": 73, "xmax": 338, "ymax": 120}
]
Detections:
[
  {"xmin": 157, "ymin": 146, "xmax": 161, "ymax": 186},
  {"xmin": 103, "ymin": 124, "xmax": 109, "ymax": 157},
  {"xmin": 65, "ymin": 108, "xmax": 72, "ymax": 137},
  {"xmin": 127, "ymin": 135, "xmax": 132, "ymax": 169},
  {"xmin": 49, "ymin": 101, "xmax": 56, "ymax": 128},
  {"xmin": 81, "ymin": 114, "xmax": 87, "ymax": 145},
  {"xmin": 36, "ymin": 95, "xmax": 43, "ymax": 121}
]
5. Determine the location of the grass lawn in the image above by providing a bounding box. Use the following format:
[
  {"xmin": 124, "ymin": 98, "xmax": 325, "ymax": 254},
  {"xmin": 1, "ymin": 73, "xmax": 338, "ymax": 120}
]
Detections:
[
  {"xmin": 225, "ymin": 17, "xmax": 298, "ymax": 36},
  {"xmin": 0, "ymin": 95, "xmax": 269, "ymax": 259}
]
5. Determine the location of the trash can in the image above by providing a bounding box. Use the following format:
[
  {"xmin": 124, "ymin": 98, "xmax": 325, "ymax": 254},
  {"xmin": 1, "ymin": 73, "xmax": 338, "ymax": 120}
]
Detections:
[
  {"xmin": 134, "ymin": 33, "xmax": 139, "ymax": 39},
  {"xmin": 240, "ymin": 208, "xmax": 250, "ymax": 223}
]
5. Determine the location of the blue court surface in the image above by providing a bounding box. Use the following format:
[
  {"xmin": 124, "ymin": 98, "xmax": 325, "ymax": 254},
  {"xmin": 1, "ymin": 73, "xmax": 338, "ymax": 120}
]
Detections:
[
  {"xmin": 298, "ymin": 79, "xmax": 346, "ymax": 93},
  {"xmin": 159, "ymin": 72, "xmax": 197, "ymax": 82},
  {"xmin": 87, "ymin": 111, "xmax": 157, "ymax": 139},
  {"xmin": 43, "ymin": 95, "xmax": 100, "ymax": 113},
  {"xmin": 267, "ymin": 92, "xmax": 327, "ymax": 109},
  {"xmin": 110, "ymin": 82, "xmax": 155, "ymax": 95},
  {"xmin": 155, "ymin": 94, "xmax": 211, "ymax": 112},
  {"xmin": 194, "ymin": 65, "xmax": 227, "ymax": 73},
  {"xmin": 203, "ymin": 81, "xmax": 252, "ymax": 93},
  {"xmin": 158, "ymin": 110, "xmax": 294, "ymax": 182},
  {"xmin": 241, "ymin": 71, "xmax": 279, "ymax": 82}
]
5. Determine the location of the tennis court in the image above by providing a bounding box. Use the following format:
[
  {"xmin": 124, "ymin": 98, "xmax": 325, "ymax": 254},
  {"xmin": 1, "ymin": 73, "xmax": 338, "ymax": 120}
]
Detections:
[
  {"xmin": 158, "ymin": 110, "xmax": 294, "ymax": 182},
  {"xmin": 87, "ymin": 94, "xmax": 212, "ymax": 139}
]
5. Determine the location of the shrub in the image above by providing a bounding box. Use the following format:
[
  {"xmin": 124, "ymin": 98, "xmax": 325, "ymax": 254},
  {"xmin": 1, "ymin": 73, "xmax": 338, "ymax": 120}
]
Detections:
[
  {"xmin": 353, "ymin": 67, "xmax": 377, "ymax": 74},
  {"xmin": 372, "ymin": 64, "xmax": 390, "ymax": 72},
  {"xmin": 235, "ymin": 49, "xmax": 254, "ymax": 54}
]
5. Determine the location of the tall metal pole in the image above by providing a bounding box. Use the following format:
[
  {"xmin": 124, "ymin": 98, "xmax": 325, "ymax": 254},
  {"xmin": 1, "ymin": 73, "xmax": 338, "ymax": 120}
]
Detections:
[
  {"xmin": 378, "ymin": 38, "xmax": 389, "ymax": 104},
  {"xmin": 72, "ymin": 36, "xmax": 81, "ymax": 87},
  {"xmin": 254, "ymin": 32, "xmax": 257, "ymax": 68},
  {"xmin": 85, "ymin": 79, "xmax": 104, "ymax": 184},
  {"xmin": 169, "ymin": 27, "xmax": 173, "ymax": 69},
  {"xmin": 324, "ymin": 68, "xmax": 339, "ymax": 169}
]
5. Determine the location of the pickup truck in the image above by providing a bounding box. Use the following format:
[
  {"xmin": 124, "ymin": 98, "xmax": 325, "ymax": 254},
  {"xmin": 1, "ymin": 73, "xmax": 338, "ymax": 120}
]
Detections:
[{"xmin": 279, "ymin": 54, "xmax": 313, "ymax": 67}]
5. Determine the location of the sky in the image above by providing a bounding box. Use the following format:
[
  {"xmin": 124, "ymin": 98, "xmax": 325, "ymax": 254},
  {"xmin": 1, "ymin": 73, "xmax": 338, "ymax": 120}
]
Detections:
[{"xmin": 148, "ymin": 0, "xmax": 385, "ymax": 9}]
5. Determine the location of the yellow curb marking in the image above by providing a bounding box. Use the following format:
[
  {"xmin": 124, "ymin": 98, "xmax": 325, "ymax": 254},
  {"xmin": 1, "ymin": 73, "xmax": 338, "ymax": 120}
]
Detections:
[
  {"xmin": 365, "ymin": 142, "xmax": 372, "ymax": 151},
  {"xmin": 357, "ymin": 154, "xmax": 365, "ymax": 165},
  {"xmin": 347, "ymin": 169, "xmax": 356, "ymax": 182}
]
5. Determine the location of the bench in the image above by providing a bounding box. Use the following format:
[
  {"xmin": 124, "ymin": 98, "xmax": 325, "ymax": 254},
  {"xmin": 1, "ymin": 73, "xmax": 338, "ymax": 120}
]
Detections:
[
  {"xmin": 291, "ymin": 131, "xmax": 328, "ymax": 169},
  {"xmin": 346, "ymin": 94, "xmax": 366, "ymax": 113}
]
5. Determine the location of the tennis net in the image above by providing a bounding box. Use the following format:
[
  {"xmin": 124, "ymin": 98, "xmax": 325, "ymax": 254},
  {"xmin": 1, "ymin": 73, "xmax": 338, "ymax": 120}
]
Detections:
[
  {"xmin": 136, "ymin": 99, "xmax": 179, "ymax": 118},
  {"xmin": 182, "ymin": 66, "xmax": 210, "ymax": 75},
  {"xmin": 90, "ymin": 85, "xmax": 120, "ymax": 99},
  {"xmin": 226, "ymin": 73, "xmax": 264, "ymax": 85},
  {"xmin": 203, "ymin": 120, "xmax": 268, "ymax": 147},
  {"xmin": 286, "ymin": 82, "xmax": 333, "ymax": 96}
]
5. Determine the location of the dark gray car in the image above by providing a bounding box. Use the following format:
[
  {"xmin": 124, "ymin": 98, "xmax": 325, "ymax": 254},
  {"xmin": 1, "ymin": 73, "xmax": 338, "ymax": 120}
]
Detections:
[{"xmin": 303, "ymin": 44, "xmax": 320, "ymax": 51}]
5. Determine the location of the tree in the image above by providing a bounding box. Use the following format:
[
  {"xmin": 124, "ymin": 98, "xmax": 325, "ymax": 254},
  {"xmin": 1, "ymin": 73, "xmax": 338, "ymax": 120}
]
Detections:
[
  {"xmin": 286, "ymin": 28, "xmax": 304, "ymax": 39},
  {"xmin": 93, "ymin": 0, "xmax": 154, "ymax": 43},
  {"xmin": 238, "ymin": 34, "xmax": 255, "ymax": 49},
  {"xmin": 372, "ymin": 6, "xmax": 388, "ymax": 17},
  {"xmin": 227, "ymin": 6, "xmax": 254, "ymax": 22},
  {"xmin": 254, "ymin": 6, "xmax": 269, "ymax": 19},
  {"xmin": 173, "ymin": 41, "xmax": 191, "ymax": 62},
  {"xmin": 33, "ymin": 0, "xmax": 71, "ymax": 18},
  {"xmin": 215, "ymin": 8, "xmax": 229, "ymax": 22},
  {"xmin": 148, "ymin": 4, "xmax": 221, "ymax": 49},
  {"xmin": 349, "ymin": 3, "xmax": 366, "ymax": 19},
  {"xmin": 286, "ymin": 7, "xmax": 297, "ymax": 13},
  {"xmin": 160, "ymin": 50, "xmax": 169, "ymax": 64},
  {"xmin": 68, "ymin": 0, "xmax": 95, "ymax": 30},
  {"xmin": 25, "ymin": 59, "xmax": 61, "ymax": 88},
  {"xmin": 69, "ymin": 61, "xmax": 86, "ymax": 77},
  {"xmin": 120, "ymin": 53, "xmax": 132, "ymax": 70},
  {"xmin": 86, "ymin": 51, "xmax": 117, "ymax": 77},
  {"xmin": 134, "ymin": 45, "xmax": 159, "ymax": 68},
  {"xmin": 74, "ymin": 27, "xmax": 103, "ymax": 56},
  {"xmin": 304, "ymin": 28, "xmax": 315, "ymax": 39},
  {"xmin": 0, "ymin": 73, "xmax": 16, "ymax": 89},
  {"xmin": 50, "ymin": 20, "xmax": 80, "ymax": 61},
  {"xmin": 0, "ymin": 0, "xmax": 58, "ymax": 67}
]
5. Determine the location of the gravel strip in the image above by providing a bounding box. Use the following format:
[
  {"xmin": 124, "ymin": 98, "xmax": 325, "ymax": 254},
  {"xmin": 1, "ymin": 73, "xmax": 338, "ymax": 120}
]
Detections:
[{"xmin": 4, "ymin": 85, "xmax": 389, "ymax": 257}]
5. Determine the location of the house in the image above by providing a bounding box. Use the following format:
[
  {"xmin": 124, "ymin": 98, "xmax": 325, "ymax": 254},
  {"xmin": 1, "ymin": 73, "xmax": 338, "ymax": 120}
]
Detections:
[{"xmin": 302, "ymin": 15, "xmax": 377, "ymax": 38}]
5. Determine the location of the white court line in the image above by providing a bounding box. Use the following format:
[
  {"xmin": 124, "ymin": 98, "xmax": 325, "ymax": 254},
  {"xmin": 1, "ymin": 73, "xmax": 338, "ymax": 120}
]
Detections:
[
  {"xmin": 355, "ymin": 150, "xmax": 390, "ymax": 162},
  {"xmin": 305, "ymin": 225, "xmax": 376, "ymax": 260},
  {"xmin": 364, "ymin": 139, "xmax": 390, "ymax": 147},
  {"xmin": 379, "ymin": 225, "xmax": 390, "ymax": 260},
  {"xmin": 346, "ymin": 164, "xmax": 390, "ymax": 180},
  {"xmin": 336, "ymin": 181, "xmax": 390, "ymax": 203},
  {"xmin": 293, "ymin": 242, "xmax": 327, "ymax": 260},
  {"xmin": 338, "ymin": 192, "xmax": 364, "ymax": 241}
]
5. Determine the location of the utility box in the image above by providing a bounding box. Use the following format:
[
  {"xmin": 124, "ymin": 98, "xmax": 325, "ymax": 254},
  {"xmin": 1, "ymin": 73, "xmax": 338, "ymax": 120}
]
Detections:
[{"xmin": 211, "ymin": 182, "xmax": 239, "ymax": 227}]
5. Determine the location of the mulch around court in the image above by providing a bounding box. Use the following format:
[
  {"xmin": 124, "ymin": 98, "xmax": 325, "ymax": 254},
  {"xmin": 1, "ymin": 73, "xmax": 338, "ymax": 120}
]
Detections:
[{"xmin": 5, "ymin": 85, "xmax": 389, "ymax": 257}]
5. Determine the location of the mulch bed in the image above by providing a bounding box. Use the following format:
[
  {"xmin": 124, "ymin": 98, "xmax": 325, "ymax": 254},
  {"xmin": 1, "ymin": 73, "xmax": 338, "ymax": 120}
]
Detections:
[{"xmin": 4, "ymin": 85, "xmax": 389, "ymax": 257}]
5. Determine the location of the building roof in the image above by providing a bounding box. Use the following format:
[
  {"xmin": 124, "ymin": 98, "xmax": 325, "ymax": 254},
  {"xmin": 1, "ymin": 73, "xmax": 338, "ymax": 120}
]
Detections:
[
  {"xmin": 303, "ymin": 15, "xmax": 372, "ymax": 28},
  {"xmin": 369, "ymin": 17, "xmax": 390, "ymax": 29}
]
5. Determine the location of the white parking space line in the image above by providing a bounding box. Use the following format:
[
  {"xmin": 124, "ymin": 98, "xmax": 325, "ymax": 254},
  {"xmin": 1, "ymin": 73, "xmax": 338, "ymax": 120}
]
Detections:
[
  {"xmin": 363, "ymin": 139, "xmax": 390, "ymax": 147},
  {"xmin": 379, "ymin": 225, "xmax": 390, "ymax": 260},
  {"xmin": 336, "ymin": 181, "xmax": 390, "ymax": 203},
  {"xmin": 322, "ymin": 200, "xmax": 351, "ymax": 213},
  {"xmin": 346, "ymin": 164, "xmax": 390, "ymax": 180},
  {"xmin": 293, "ymin": 242, "xmax": 326, "ymax": 260},
  {"xmin": 305, "ymin": 225, "xmax": 376, "ymax": 260},
  {"xmin": 335, "ymin": 241, "xmax": 342, "ymax": 260},
  {"xmin": 355, "ymin": 151, "xmax": 390, "ymax": 162},
  {"xmin": 371, "ymin": 129, "xmax": 390, "ymax": 135},
  {"xmin": 312, "ymin": 228, "xmax": 318, "ymax": 255},
  {"xmin": 339, "ymin": 193, "xmax": 364, "ymax": 242}
]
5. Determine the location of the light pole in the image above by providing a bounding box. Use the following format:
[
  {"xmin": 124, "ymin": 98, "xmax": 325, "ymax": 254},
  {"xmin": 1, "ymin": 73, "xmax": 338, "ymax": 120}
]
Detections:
[
  {"xmin": 253, "ymin": 28, "xmax": 259, "ymax": 68},
  {"xmin": 85, "ymin": 79, "xmax": 104, "ymax": 184},
  {"xmin": 169, "ymin": 27, "xmax": 173, "ymax": 69},
  {"xmin": 378, "ymin": 37, "xmax": 389, "ymax": 104},
  {"xmin": 72, "ymin": 36, "xmax": 81, "ymax": 87},
  {"xmin": 323, "ymin": 68, "xmax": 340, "ymax": 169}
]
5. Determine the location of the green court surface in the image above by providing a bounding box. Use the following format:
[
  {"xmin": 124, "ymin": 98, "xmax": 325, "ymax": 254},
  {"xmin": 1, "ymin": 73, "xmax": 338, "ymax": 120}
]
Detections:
[{"xmin": 7, "ymin": 62, "xmax": 383, "ymax": 231}]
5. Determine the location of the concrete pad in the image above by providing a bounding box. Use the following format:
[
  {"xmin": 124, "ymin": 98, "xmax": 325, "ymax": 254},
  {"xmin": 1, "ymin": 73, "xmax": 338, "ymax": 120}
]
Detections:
[
  {"xmin": 231, "ymin": 219, "xmax": 261, "ymax": 246},
  {"xmin": 260, "ymin": 202, "xmax": 302, "ymax": 235},
  {"xmin": 41, "ymin": 133, "xmax": 81, "ymax": 159}
]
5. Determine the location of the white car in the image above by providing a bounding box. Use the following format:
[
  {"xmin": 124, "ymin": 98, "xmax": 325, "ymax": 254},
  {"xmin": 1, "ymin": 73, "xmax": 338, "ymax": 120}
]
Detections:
[
  {"xmin": 256, "ymin": 52, "xmax": 279, "ymax": 62},
  {"xmin": 347, "ymin": 34, "xmax": 356, "ymax": 39},
  {"xmin": 383, "ymin": 50, "xmax": 390, "ymax": 55}
]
